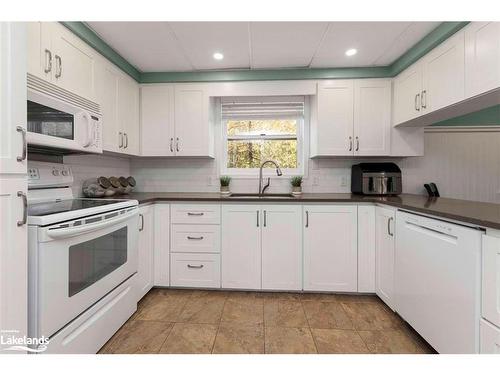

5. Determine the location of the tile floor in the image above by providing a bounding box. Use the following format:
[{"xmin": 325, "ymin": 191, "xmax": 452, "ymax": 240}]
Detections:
[{"xmin": 99, "ymin": 288, "xmax": 436, "ymax": 354}]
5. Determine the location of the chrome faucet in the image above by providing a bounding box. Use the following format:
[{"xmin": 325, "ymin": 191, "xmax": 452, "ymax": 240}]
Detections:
[{"xmin": 259, "ymin": 160, "xmax": 282, "ymax": 195}]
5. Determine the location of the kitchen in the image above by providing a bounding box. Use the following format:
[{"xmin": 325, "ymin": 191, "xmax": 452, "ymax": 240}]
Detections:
[{"xmin": 1, "ymin": 1, "xmax": 500, "ymax": 370}]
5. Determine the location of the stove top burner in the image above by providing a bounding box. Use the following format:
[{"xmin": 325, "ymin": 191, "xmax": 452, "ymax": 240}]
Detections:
[{"xmin": 28, "ymin": 198, "xmax": 128, "ymax": 217}]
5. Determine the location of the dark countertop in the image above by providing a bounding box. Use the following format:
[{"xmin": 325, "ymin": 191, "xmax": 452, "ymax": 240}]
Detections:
[{"xmin": 124, "ymin": 192, "xmax": 500, "ymax": 230}]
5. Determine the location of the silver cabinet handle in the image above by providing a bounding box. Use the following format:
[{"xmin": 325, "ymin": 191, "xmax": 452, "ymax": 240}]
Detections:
[
  {"xmin": 355, "ymin": 136, "xmax": 359, "ymax": 152},
  {"xmin": 187, "ymin": 212, "xmax": 204, "ymax": 216},
  {"xmin": 118, "ymin": 132, "xmax": 123, "ymax": 148},
  {"xmin": 187, "ymin": 264, "xmax": 204, "ymax": 269},
  {"xmin": 17, "ymin": 191, "xmax": 27, "ymax": 226},
  {"xmin": 305, "ymin": 210, "xmax": 309, "ymax": 228},
  {"xmin": 187, "ymin": 236, "xmax": 204, "ymax": 240},
  {"xmin": 256, "ymin": 210, "xmax": 259, "ymax": 227},
  {"xmin": 139, "ymin": 214, "xmax": 144, "ymax": 231},
  {"xmin": 16, "ymin": 126, "xmax": 27, "ymax": 162},
  {"xmin": 348, "ymin": 136, "xmax": 352, "ymax": 151},
  {"xmin": 55, "ymin": 55, "xmax": 62, "ymax": 78},
  {"xmin": 124, "ymin": 133, "xmax": 128, "ymax": 149},
  {"xmin": 263, "ymin": 210, "xmax": 267, "ymax": 227},
  {"xmin": 176, "ymin": 137, "xmax": 180, "ymax": 152},
  {"xmin": 170, "ymin": 138, "xmax": 174, "ymax": 153},
  {"xmin": 44, "ymin": 49, "xmax": 52, "ymax": 73},
  {"xmin": 421, "ymin": 90, "xmax": 427, "ymax": 109},
  {"xmin": 387, "ymin": 217, "xmax": 394, "ymax": 237},
  {"xmin": 415, "ymin": 93, "xmax": 421, "ymax": 111}
]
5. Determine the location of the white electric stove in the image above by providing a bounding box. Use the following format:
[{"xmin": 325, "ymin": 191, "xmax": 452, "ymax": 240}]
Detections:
[{"xmin": 27, "ymin": 162, "xmax": 139, "ymax": 354}]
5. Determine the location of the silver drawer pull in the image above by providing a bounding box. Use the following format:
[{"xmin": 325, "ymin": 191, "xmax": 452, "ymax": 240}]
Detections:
[
  {"xmin": 16, "ymin": 126, "xmax": 27, "ymax": 162},
  {"xmin": 17, "ymin": 191, "xmax": 27, "ymax": 226},
  {"xmin": 187, "ymin": 212, "xmax": 204, "ymax": 216},
  {"xmin": 187, "ymin": 236, "xmax": 204, "ymax": 240},
  {"xmin": 187, "ymin": 264, "xmax": 204, "ymax": 269}
]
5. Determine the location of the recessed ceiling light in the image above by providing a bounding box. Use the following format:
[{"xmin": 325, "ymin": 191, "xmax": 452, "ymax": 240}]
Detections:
[
  {"xmin": 213, "ymin": 52, "xmax": 224, "ymax": 60},
  {"xmin": 345, "ymin": 48, "xmax": 357, "ymax": 57}
]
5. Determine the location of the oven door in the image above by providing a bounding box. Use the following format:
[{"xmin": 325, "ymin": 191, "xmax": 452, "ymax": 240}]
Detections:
[{"xmin": 35, "ymin": 207, "xmax": 138, "ymax": 338}]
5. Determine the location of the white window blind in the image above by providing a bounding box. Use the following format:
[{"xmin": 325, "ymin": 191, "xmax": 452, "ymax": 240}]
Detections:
[{"xmin": 221, "ymin": 96, "xmax": 305, "ymax": 120}]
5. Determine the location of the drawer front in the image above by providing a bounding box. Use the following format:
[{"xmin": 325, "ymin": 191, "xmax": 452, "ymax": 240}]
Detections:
[
  {"xmin": 482, "ymin": 235, "xmax": 500, "ymax": 327},
  {"xmin": 480, "ymin": 319, "xmax": 500, "ymax": 354},
  {"xmin": 171, "ymin": 224, "xmax": 220, "ymax": 253},
  {"xmin": 170, "ymin": 253, "xmax": 220, "ymax": 288},
  {"xmin": 171, "ymin": 204, "xmax": 221, "ymax": 224}
]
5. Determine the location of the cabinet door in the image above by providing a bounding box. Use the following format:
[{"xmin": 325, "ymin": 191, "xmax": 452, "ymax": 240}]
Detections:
[
  {"xmin": 480, "ymin": 319, "xmax": 500, "ymax": 354},
  {"xmin": 422, "ymin": 30, "xmax": 465, "ymax": 113},
  {"xmin": 94, "ymin": 60, "xmax": 120, "ymax": 153},
  {"xmin": 1, "ymin": 22, "xmax": 27, "ymax": 175},
  {"xmin": 375, "ymin": 206, "xmax": 395, "ymax": 309},
  {"xmin": 303, "ymin": 205, "xmax": 358, "ymax": 292},
  {"xmin": 465, "ymin": 22, "xmax": 500, "ymax": 98},
  {"xmin": 51, "ymin": 23, "xmax": 95, "ymax": 101},
  {"xmin": 0, "ymin": 178, "xmax": 28, "ymax": 349},
  {"xmin": 137, "ymin": 205, "xmax": 154, "ymax": 301},
  {"xmin": 117, "ymin": 75, "xmax": 140, "ymax": 155},
  {"xmin": 174, "ymin": 85, "xmax": 211, "ymax": 157},
  {"xmin": 312, "ymin": 80, "xmax": 354, "ymax": 156},
  {"xmin": 221, "ymin": 205, "xmax": 261, "ymax": 289},
  {"xmin": 357, "ymin": 205, "xmax": 376, "ymax": 293},
  {"xmin": 482, "ymin": 234, "xmax": 500, "ymax": 327},
  {"xmin": 354, "ymin": 79, "xmax": 391, "ymax": 156},
  {"xmin": 27, "ymin": 22, "xmax": 52, "ymax": 81},
  {"xmin": 140, "ymin": 85, "xmax": 175, "ymax": 156},
  {"xmin": 261, "ymin": 205, "xmax": 302, "ymax": 291},
  {"xmin": 392, "ymin": 63, "xmax": 423, "ymax": 125},
  {"xmin": 153, "ymin": 204, "xmax": 170, "ymax": 287}
]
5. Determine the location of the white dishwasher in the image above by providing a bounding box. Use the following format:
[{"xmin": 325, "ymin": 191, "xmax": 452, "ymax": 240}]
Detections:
[{"xmin": 395, "ymin": 211, "xmax": 482, "ymax": 354}]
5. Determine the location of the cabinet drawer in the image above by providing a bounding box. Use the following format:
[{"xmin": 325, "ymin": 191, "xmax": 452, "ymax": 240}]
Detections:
[
  {"xmin": 170, "ymin": 253, "xmax": 220, "ymax": 288},
  {"xmin": 480, "ymin": 319, "xmax": 500, "ymax": 354},
  {"xmin": 171, "ymin": 204, "xmax": 221, "ymax": 224},
  {"xmin": 171, "ymin": 224, "xmax": 220, "ymax": 253},
  {"xmin": 482, "ymin": 235, "xmax": 500, "ymax": 327}
]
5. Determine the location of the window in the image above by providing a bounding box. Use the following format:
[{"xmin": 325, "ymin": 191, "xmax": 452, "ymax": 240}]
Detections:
[{"xmin": 221, "ymin": 97, "xmax": 305, "ymax": 176}]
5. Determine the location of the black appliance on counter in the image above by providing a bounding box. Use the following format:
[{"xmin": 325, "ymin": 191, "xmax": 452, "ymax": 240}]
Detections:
[{"xmin": 351, "ymin": 163, "xmax": 402, "ymax": 195}]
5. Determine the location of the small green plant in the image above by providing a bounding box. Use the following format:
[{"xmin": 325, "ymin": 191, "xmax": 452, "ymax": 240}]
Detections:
[
  {"xmin": 220, "ymin": 175, "xmax": 231, "ymax": 187},
  {"xmin": 290, "ymin": 176, "xmax": 303, "ymax": 187}
]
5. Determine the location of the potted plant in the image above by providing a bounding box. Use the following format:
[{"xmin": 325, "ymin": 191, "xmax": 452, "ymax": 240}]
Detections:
[
  {"xmin": 290, "ymin": 176, "xmax": 303, "ymax": 196},
  {"xmin": 220, "ymin": 175, "xmax": 231, "ymax": 197}
]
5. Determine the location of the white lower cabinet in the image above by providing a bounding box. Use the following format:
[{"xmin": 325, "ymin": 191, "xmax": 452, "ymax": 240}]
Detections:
[
  {"xmin": 171, "ymin": 224, "xmax": 220, "ymax": 254},
  {"xmin": 170, "ymin": 253, "xmax": 220, "ymax": 288},
  {"xmin": 153, "ymin": 204, "xmax": 170, "ymax": 287},
  {"xmin": 375, "ymin": 206, "xmax": 395, "ymax": 309},
  {"xmin": 480, "ymin": 319, "xmax": 500, "ymax": 354},
  {"xmin": 482, "ymin": 234, "xmax": 500, "ymax": 327},
  {"xmin": 303, "ymin": 205, "xmax": 358, "ymax": 292},
  {"xmin": 357, "ymin": 205, "xmax": 376, "ymax": 293},
  {"xmin": 136, "ymin": 205, "xmax": 154, "ymax": 300},
  {"xmin": 261, "ymin": 205, "xmax": 302, "ymax": 291},
  {"xmin": 221, "ymin": 205, "xmax": 261, "ymax": 289}
]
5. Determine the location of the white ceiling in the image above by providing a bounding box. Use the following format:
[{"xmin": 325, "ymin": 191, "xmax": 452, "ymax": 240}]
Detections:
[{"xmin": 87, "ymin": 21, "xmax": 440, "ymax": 72}]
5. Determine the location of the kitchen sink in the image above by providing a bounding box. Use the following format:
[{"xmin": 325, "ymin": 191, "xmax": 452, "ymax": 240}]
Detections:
[{"xmin": 227, "ymin": 193, "xmax": 296, "ymax": 199}]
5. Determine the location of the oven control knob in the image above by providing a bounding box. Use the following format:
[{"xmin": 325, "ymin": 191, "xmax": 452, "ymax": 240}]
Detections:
[
  {"xmin": 52, "ymin": 169, "xmax": 60, "ymax": 176},
  {"xmin": 62, "ymin": 170, "xmax": 69, "ymax": 176}
]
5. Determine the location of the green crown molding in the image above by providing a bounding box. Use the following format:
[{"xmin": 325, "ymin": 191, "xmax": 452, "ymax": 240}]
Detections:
[
  {"xmin": 60, "ymin": 22, "xmax": 141, "ymax": 82},
  {"xmin": 62, "ymin": 21, "xmax": 469, "ymax": 84}
]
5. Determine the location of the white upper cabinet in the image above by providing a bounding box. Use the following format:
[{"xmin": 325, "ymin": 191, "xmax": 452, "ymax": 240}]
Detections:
[
  {"xmin": 311, "ymin": 80, "xmax": 354, "ymax": 156},
  {"xmin": 140, "ymin": 85, "xmax": 175, "ymax": 156},
  {"xmin": 354, "ymin": 79, "xmax": 391, "ymax": 156},
  {"xmin": 94, "ymin": 61, "xmax": 119, "ymax": 153},
  {"xmin": 465, "ymin": 22, "xmax": 500, "ymax": 98},
  {"xmin": 1, "ymin": 22, "xmax": 27, "ymax": 175},
  {"xmin": 303, "ymin": 205, "xmax": 358, "ymax": 292},
  {"xmin": 140, "ymin": 84, "xmax": 214, "ymax": 157},
  {"xmin": 392, "ymin": 62, "xmax": 424, "ymax": 125},
  {"xmin": 28, "ymin": 22, "xmax": 96, "ymax": 101},
  {"xmin": 421, "ymin": 30, "xmax": 465, "ymax": 113},
  {"xmin": 117, "ymin": 74, "xmax": 140, "ymax": 155},
  {"xmin": 261, "ymin": 205, "xmax": 302, "ymax": 291},
  {"xmin": 375, "ymin": 206, "xmax": 395, "ymax": 310}
]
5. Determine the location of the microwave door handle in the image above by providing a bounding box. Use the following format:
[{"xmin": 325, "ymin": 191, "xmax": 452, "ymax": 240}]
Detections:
[
  {"xmin": 81, "ymin": 113, "xmax": 93, "ymax": 148},
  {"xmin": 46, "ymin": 209, "xmax": 137, "ymax": 240}
]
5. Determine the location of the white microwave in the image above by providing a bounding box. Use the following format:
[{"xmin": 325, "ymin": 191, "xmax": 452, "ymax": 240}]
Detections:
[{"xmin": 27, "ymin": 84, "xmax": 102, "ymax": 154}]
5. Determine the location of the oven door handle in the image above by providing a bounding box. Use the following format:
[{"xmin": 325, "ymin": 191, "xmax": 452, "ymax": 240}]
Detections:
[{"xmin": 46, "ymin": 209, "xmax": 138, "ymax": 240}]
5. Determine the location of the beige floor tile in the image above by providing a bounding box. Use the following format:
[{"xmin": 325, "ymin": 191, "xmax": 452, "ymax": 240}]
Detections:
[
  {"xmin": 341, "ymin": 302, "xmax": 402, "ymax": 331},
  {"xmin": 264, "ymin": 300, "xmax": 308, "ymax": 328},
  {"xmin": 301, "ymin": 293, "xmax": 339, "ymax": 302},
  {"xmin": 159, "ymin": 323, "xmax": 217, "ymax": 354},
  {"xmin": 302, "ymin": 301, "xmax": 354, "ymax": 329},
  {"xmin": 225, "ymin": 291, "xmax": 264, "ymax": 302},
  {"xmin": 265, "ymin": 326, "xmax": 317, "ymax": 354},
  {"xmin": 178, "ymin": 297, "xmax": 226, "ymax": 324},
  {"xmin": 312, "ymin": 328, "xmax": 370, "ymax": 354},
  {"xmin": 221, "ymin": 299, "xmax": 264, "ymax": 325},
  {"xmin": 190, "ymin": 290, "xmax": 228, "ymax": 300},
  {"xmin": 358, "ymin": 329, "xmax": 428, "ymax": 354},
  {"xmin": 260, "ymin": 292, "xmax": 303, "ymax": 301},
  {"xmin": 135, "ymin": 290, "xmax": 191, "ymax": 322},
  {"xmin": 213, "ymin": 323, "xmax": 264, "ymax": 354},
  {"xmin": 100, "ymin": 320, "xmax": 173, "ymax": 354},
  {"xmin": 335, "ymin": 294, "xmax": 380, "ymax": 304}
]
